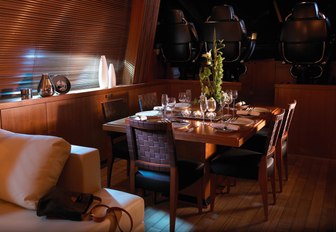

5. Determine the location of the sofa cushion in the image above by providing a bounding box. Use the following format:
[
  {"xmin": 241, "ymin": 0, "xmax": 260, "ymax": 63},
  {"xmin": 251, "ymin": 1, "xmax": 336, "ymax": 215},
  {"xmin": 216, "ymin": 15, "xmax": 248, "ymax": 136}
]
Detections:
[
  {"xmin": 0, "ymin": 188, "xmax": 145, "ymax": 232},
  {"xmin": 0, "ymin": 129, "xmax": 71, "ymax": 210}
]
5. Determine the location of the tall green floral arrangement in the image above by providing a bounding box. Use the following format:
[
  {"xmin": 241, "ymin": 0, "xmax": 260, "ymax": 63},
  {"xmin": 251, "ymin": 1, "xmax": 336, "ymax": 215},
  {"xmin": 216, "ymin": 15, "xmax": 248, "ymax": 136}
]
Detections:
[{"xmin": 199, "ymin": 32, "xmax": 224, "ymax": 103}]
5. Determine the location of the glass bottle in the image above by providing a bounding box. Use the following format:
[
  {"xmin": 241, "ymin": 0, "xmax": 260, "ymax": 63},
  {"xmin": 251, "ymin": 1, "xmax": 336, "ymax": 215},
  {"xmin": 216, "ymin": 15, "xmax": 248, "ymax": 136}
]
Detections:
[{"xmin": 37, "ymin": 73, "xmax": 55, "ymax": 97}]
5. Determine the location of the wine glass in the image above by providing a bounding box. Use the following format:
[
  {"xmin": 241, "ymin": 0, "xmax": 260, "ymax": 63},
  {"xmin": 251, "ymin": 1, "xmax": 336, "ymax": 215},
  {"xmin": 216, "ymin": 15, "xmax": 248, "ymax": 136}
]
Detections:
[
  {"xmin": 168, "ymin": 97, "xmax": 176, "ymax": 117},
  {"xmin": 161, "ymin": 94, "xmax": 168, "ymax": 119},
  {"xmin": 223, "ymin": 90, "xmax": 233, "ymax": 118},
  {"xmin": 219, "ymin": 90, "xmax": 225, "ymax": 117},
  {"xmin": 207, "ymin": 97, "xmax": 217, "ymax": 125},
  {"xmin": 199, "ymin": 94, "xmax": 208, "ymax": 125},
  {"xmin": 185, "ymin": 89, "xmax": 192, "ymax": 104},
  {"xmin": 231, "ymin": 90, "xmax": 238, "ymax": 117},
  {"xmin": 178, "ymin": 92, "xmax": 186, "ymax": 103}
]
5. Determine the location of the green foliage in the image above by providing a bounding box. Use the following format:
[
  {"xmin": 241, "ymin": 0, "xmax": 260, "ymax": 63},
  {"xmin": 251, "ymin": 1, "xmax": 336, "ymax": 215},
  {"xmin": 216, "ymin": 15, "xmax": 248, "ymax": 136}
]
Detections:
[{"xmin": 199, "ymin": 35, "xmax": 224, "ymax": 103}]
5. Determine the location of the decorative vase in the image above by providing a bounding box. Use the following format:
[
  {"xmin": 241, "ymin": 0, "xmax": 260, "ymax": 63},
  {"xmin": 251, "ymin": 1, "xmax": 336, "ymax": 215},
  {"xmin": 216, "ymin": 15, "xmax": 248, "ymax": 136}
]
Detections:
[
  {"xmin": 98, "ymin": 55, "xmax": 108, "ymax": 89},
  {"xmin": 37, "ymin": 73, "xmax": 54, "ymax": 97},
  {"xmin": 108, "ymin": 63, "xmax": 116, "ymax": 88}
]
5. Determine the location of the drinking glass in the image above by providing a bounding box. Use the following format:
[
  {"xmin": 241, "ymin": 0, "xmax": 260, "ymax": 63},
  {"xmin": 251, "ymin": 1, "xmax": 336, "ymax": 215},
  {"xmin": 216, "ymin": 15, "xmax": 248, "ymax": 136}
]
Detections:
[
  {"xmin": 161, "ymin": 94, "xmax": 169, "ymax": 119},
  {"xmin": 168, "ymin": 97, "xmax": 176, "ymax": 117},
  {"xmin": 231, "ymin": 90, "xmax": 238, "ymax": 117},
  {"xmin": 207, "ymin": 97, "xmax": 217, "ymax": 125},
  {"xmin": 219, "ymin": 90, "xmax": 225, "ymax": 116},
  {"xmin": 199, "ymin": 94, "xmax": 208, "ymax": 125},
  {"xmin": 185, "ymin": 89, "xmax": 192, "ymax": 104},
  {"xmin": 223, "ymin": 90, "xmax": 233, "ymax": 118},
  {"xmin": 178, "ymin": 92, "xmax": 186, "ymax": 103}
]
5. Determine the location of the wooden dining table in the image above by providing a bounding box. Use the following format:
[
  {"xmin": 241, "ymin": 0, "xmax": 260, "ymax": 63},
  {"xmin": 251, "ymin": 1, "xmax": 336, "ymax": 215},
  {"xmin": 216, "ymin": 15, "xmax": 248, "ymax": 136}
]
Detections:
[{"xmin": 102, "ymin": 105, "xmax": 280, "ymax": 205}]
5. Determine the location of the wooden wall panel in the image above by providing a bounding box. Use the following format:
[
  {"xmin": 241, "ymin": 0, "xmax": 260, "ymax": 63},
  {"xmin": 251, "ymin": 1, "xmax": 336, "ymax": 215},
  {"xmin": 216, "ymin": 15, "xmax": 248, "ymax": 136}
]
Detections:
[
  {"xmin": 275, "ymin": 84, "xmax": 336, "ymax": 159},
  {"xmin": 47, "ymin": 94, "xmax": 107, "ymax": 158},
  {"xmin": 241, "ymin": 59, "xmax": 276, "ymax": 105},
  {"xmin": 1, "ymin": 104, "xmax": 47, "ymax": 134}
]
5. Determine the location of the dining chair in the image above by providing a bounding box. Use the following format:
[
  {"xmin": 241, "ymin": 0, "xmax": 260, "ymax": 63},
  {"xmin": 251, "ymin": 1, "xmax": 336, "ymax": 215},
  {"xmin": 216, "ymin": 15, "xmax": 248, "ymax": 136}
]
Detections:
[
  {"xmin": 209, "ymin": 109, "xmax": 285, "ymax": 220},
  {"xmin": 242, "ymin": 101, "xmax": 297, "ymax": 192},
  {"xmin": 101, "ymin": 98, "xmax": 130, "ymax": 187},
  {"xmin": 138, "ymin": 92, "xmax": 158, "ymax": 111},
  {"xmin": 125, "ymin": 119, "xmax": 204, "ymax": 232},
  {"xmin": 276, "ymin": 100, "xmax": 297, "ymax": 192}
]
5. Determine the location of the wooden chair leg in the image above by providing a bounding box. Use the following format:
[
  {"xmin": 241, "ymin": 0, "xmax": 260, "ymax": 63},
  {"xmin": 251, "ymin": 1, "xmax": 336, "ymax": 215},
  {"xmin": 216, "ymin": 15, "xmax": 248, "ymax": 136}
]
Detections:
[
  {"xmin": 276, "ymin": 154, "xmax": 283, "ymax": 193},
  {"xmin": 283, "ymin": 153, "xmax": 289, "ymax": 180},
  {"xmin": 270, "ymin": 170, "xmax": 276, "ymax": 205},
  {"xmin": 259, "ymin": 165, "xmax": 269, "ymax": 221},
  {"xmin": 197, "ymin": 180, "xmax": 203, "ymax": 214},
  {"xmin": 210, "ymin": 174, "xmax": 217, "ymax": 212}
]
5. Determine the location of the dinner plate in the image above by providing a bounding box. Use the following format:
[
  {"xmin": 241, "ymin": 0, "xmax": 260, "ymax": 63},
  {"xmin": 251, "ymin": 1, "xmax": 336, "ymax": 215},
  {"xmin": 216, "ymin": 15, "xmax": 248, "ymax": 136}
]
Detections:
[
  {"xmin": 135, "ymin": 110, "xmax": 161, "ymax": 117},
  {"xmin": 175, "ymin": 103, "xmax": 191, "ymax": 110},
  {"xmin": 253, "ymin": 107, "xmax": 270, "ymax": 113},
  {"xmin": 211, "ymin": 123, "xmax": 240, "ymax": 132},
  {"xmin": 229, "ymin": 117, "xmax": 254, "ymax": 125},
  {"xmin": 172, "ymin": 119, "xmax": 190, "ymax": 128},
  {"xmin": 153, "ymin": 106, "xmax": 172, "ymax": 111}
]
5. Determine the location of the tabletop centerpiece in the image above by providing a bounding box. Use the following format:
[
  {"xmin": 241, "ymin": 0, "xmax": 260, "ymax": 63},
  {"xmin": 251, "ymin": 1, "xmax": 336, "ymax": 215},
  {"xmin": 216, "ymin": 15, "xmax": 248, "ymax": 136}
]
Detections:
[{"xmin": 198, "ymin": 32, "xmax": 224, "ymax": 105}]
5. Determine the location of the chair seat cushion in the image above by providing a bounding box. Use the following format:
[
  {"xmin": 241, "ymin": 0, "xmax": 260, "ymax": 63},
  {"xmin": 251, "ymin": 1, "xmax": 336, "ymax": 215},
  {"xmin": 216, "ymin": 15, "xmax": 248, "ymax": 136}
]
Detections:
[
  {"xmin": 210, "ymin": 148, "xmax": 274, "ymax": 180},
  {"xmin": 240, "ymin": 128, "xmax": 268, "ymax": 153},
  {"xmin": 135, "ymin": 160, "xmax": 204, "ymax": 193}
]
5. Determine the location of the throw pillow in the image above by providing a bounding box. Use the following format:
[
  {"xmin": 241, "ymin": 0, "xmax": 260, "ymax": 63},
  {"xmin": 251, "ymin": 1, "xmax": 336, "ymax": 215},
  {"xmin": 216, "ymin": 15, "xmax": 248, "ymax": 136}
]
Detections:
[{"xmin": 0, "ymin": 129, "xmax": 71, "ymax": 210}]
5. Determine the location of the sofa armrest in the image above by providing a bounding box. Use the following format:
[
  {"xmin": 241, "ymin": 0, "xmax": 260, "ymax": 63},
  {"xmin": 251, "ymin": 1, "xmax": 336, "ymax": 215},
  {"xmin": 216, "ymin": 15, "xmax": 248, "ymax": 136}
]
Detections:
[{"xmin": 57, "ymin": 145, "xmax": 101, "ymax": 193}]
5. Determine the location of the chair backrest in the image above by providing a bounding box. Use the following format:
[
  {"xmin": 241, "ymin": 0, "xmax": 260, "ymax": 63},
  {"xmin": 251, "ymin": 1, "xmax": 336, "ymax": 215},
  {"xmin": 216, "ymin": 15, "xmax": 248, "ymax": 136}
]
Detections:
[
  {"xmin": 280, "ymin": 100, "xmax": 297, "ymax": 140},
  {"xmin": 279, "ymin": 2, "xmax": 333, "ymax": 82},
  {"xmin": 101, "ymin": 98, "xmax": 129, "ymax": 122},
  {"xmin": 200, "ymin": 4, "xmax": 256, "ymax": 81},
  {"xmin": 138, "ymin": 92, "xmax": 157, "ymax": 111},
  {"xmin": 126, "ymin": 119, "xmax": 177, "ymax": 172},
  {"xmin": 158, "ymin": 9, "xmax": 201, "ymax": 64},
  {"xmin": 265, "ymin": 110, "xmax": 285, "ymax": 157}
]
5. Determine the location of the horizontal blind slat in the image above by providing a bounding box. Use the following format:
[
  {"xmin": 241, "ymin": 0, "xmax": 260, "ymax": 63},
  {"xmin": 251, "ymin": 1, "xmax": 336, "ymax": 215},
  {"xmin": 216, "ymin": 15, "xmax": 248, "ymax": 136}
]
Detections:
[{"xmin": 0, "ymin": 0, "xmax": 131, "ymax": 99}]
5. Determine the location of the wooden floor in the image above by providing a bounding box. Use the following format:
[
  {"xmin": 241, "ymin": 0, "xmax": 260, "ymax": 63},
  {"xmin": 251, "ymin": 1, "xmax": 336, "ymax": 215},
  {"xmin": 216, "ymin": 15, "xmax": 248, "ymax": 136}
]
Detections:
[{"xmin": 101, "ymin": 154, "xmax": 336, "ymax": 232}]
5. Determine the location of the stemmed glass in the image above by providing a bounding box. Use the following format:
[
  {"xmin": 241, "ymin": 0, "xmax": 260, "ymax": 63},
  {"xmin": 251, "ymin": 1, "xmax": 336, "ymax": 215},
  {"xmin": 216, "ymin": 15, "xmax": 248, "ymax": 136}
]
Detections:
[
  {"xmin": 219, "ymin": 90, "xmax": 225, "ymax": 117},
  {"xmin": 207, "ymin": 97, "xmax": 217, "ymax": 125},
  {"xmin": 168, "ymin": 97, "xmax": 176, "ymax": 118},
  {"xmin": 199, "ymin": 94, "xmax": 208, "ymax": 125},
  {"xmin": 223, "ymin": 90, "xmax": 233, "ymax": 118},
  {"xmin": 161, "ymin": 94, "xmax": 169, "ymax": 120},
  {"xmin": 185, "ymin": 89, "xmax": 192, "ymax": 104},
  {"xmin": 178, "ymin": 92, "xmax": 186, "ymax": 103},
  {"xmin": 231, "ymin": 90, "xmax": 238, "ymax": 117}
]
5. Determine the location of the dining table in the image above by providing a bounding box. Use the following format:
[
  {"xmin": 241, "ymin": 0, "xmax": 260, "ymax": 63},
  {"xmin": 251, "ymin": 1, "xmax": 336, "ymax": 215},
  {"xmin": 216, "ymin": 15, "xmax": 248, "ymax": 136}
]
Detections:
[{"xmin": 102, "ymin": 104, "xmax": 281, "ymax": 205}]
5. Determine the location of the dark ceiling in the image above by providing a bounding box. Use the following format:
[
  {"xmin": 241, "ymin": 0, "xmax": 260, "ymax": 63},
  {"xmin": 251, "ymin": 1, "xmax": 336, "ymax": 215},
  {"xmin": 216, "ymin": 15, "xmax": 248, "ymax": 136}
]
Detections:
[{"xmin": 158, "ymin": 0, "xmax": 336, "ymax": 60}]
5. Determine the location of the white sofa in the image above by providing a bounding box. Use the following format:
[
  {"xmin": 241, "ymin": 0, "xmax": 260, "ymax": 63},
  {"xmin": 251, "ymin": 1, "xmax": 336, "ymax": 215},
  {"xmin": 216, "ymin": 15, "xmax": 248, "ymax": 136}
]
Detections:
[{"xmin": 0, "ymin": 129, "xmax": 144, "ymax": 232}]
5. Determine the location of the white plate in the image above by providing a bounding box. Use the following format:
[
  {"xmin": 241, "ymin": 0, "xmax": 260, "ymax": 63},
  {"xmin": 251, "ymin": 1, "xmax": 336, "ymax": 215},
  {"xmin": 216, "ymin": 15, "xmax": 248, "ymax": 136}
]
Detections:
[
  {"xmin": 135, "ymin": 110, "xmax": 161, "ymax": 117},
  {"xmin": 153, "ymin": 106, "xmax": 172, "ymax": 111},
  {"xmin": 253, "ymin": 107, "xmax": 270, "ymax": 113},
  {"xmin": 229, "ymin": 117, "xmax": 254, "ymax": 125},
  {"xmin": 175, "ymin": 103, "xmax": 191, "ymax": 110},
  {"xmin": 172, "ymin": 120, "xmax": 190, "ymax": 129}
]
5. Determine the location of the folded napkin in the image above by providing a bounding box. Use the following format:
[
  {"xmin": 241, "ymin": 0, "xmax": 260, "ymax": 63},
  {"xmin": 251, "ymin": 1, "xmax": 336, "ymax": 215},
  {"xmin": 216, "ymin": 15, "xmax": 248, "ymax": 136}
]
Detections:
[
  {"xmin": 211, "ymin": 123, "xmax": 240, "ymax": 131},
  {"xmin": 236, "ymin": 110, "xmax": 260, "ymax": 116},
  {"xmin": 131, "ymin": 115, "xmax": 147, "ymax": 121}
]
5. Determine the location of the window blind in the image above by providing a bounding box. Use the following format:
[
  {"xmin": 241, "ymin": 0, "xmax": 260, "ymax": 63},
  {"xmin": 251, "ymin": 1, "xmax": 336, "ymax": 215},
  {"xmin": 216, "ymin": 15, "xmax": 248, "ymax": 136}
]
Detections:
[{"xmin": 0, "ymin": 0, "xmax": 131, "ymax": 99}]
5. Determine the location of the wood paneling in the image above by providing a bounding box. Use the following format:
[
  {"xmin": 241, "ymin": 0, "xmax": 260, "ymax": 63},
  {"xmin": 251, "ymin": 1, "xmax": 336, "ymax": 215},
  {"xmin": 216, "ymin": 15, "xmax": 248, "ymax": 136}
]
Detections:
[
  {"xmin": 1, "ymin": 104, "xmax": 47, "ymax": 134},
  {"xmin": 240, "ymin": 59, "xmax": 276, "ymax": 105},
  {"xmin": 0, "ymin": 81, "xmax": 169, "ymax": 162},
  {"xmin": 275, "ymin": 84, "xmax": 336, "ymax": 159}
]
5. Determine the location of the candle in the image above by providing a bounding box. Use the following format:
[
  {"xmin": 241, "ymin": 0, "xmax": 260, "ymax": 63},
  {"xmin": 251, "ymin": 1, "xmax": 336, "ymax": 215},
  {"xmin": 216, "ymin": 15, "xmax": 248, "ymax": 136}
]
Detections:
[{"xmin": 193, "ymin": 110, "xmax": 202, "ymax": 118}]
